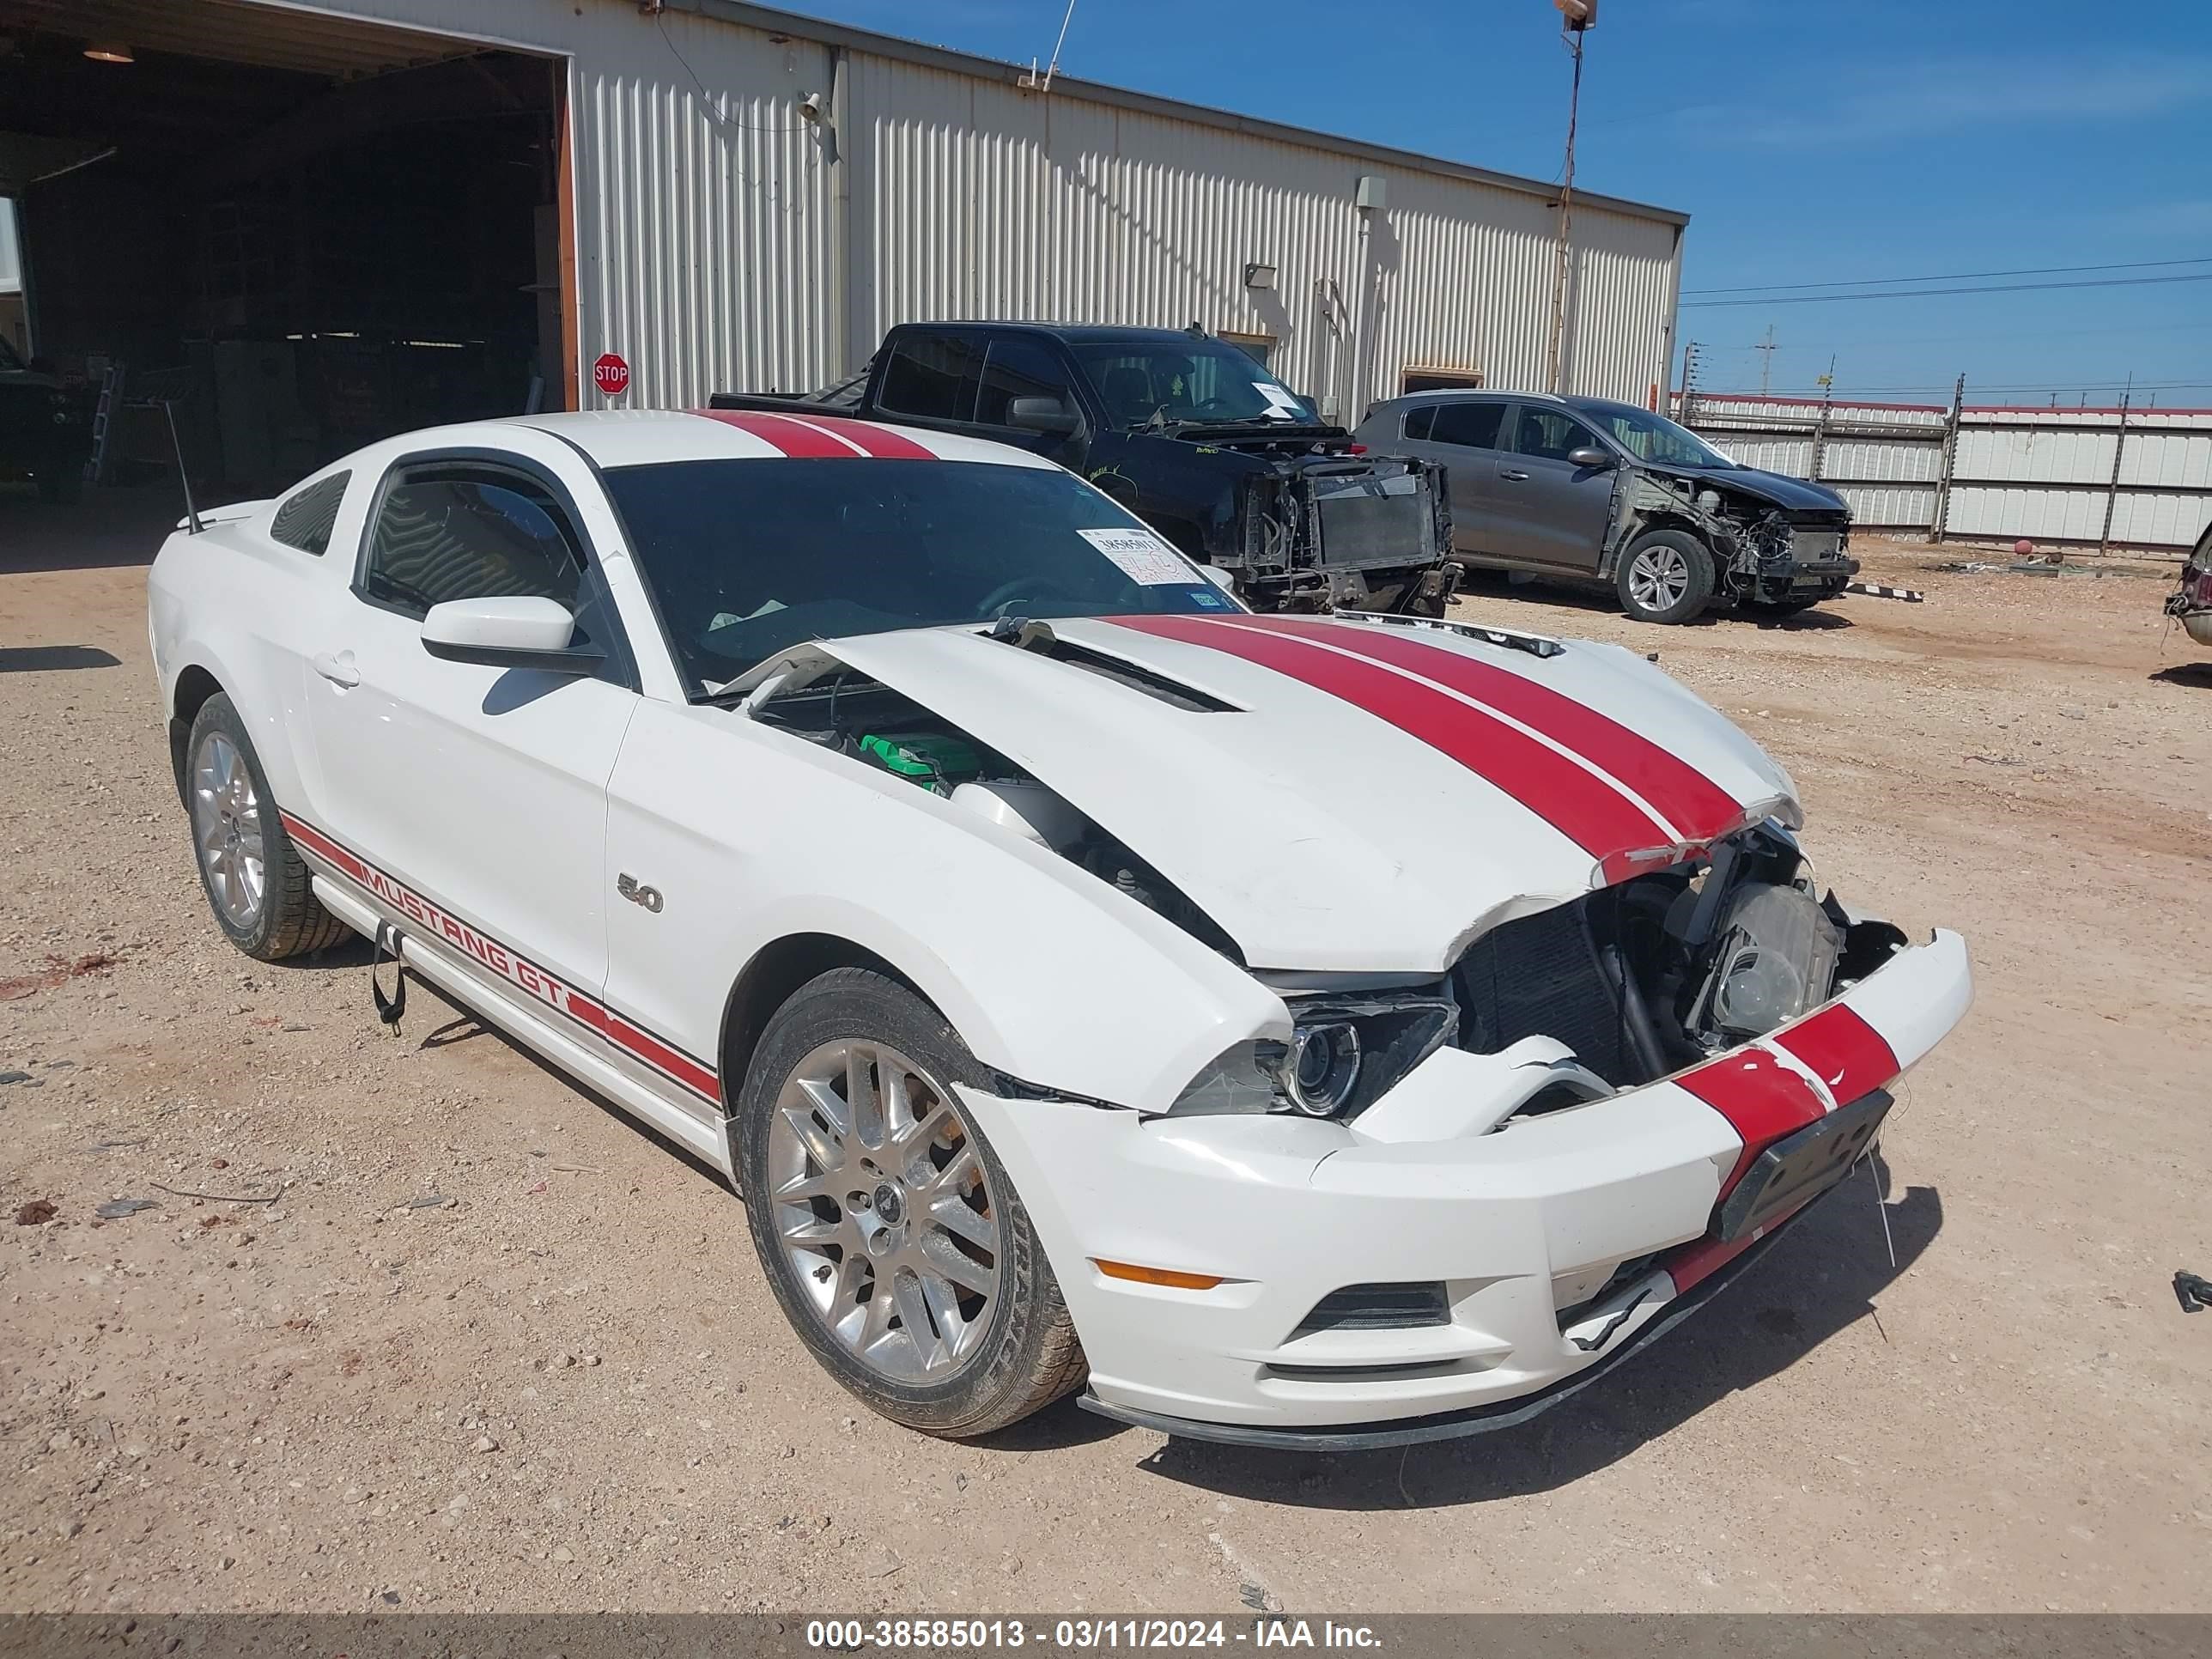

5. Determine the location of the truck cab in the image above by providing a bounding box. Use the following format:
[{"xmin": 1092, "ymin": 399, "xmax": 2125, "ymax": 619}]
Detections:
[{"xmin": 717, "ymin": 322, "xmax": 1457, "ymax": 615}]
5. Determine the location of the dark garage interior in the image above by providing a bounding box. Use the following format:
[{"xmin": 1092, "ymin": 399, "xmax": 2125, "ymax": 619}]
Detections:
[{"xmin": 0, "ymin": 0, "xmax": 568, "ymax": 501}]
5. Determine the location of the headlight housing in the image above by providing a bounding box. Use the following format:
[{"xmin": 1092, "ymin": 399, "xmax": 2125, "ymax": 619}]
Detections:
[{"xmin": 1169, "ymin": 988, "xmax": 1457, "ymax": 1121}]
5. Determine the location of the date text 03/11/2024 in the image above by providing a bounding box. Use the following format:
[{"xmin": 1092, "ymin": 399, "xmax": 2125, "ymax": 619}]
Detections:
[{"xmin": 805, "ymin": 1620, "xmax": 1385, "ymax": 1650}]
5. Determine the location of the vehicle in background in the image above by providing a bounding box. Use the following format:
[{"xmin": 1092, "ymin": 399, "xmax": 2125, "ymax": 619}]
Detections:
[
  {"xmin": 2166, "ymin": 521, "xmax": 2212, "ymax": 649},
  {"xmin": 716, "ymin": 323, "xmax": 1459, "ymax": 615},
  {"xmin": 0, "ymin": 334, "xmax": 94, "ymax": 502},
  {"xmin": 1354, "ymin": 390, "xmax": 1857, "ymax": 624}
]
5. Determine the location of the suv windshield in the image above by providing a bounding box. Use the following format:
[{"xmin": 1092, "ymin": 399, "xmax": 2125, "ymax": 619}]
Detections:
[
  {"xmin": 1072, "ymin": 338, "xmax": 1314, "ymax": 429},
  {"xmin": 604, "ymin": 458, "xmax": 1238, "ymax": 693},
  {"xmin": 1574, "ymin": 403, "xmax": 1736, "ymax": 470}
]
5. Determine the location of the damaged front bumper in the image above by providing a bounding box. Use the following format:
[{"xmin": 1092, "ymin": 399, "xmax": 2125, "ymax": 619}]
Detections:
[{"xmin": 959, "ymin": 928, "xmax": 1970, "ymax": 1445}]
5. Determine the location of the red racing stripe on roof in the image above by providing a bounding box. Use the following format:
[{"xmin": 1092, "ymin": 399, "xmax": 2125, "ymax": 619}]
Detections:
[
  {"xmin": 688, "ymin": 408, "xmax": 937, "ymax": 459},
  {"xmin": 690, "ymin": 409, "xmax": 862, "ymax": 458},
  {"xmin": 1771, "ymin": 1003, "xmax": 1899, "ymax": 1105},
  {"xmin": 1109, "ymin": 613, "xmax": 1669, "ymax": 860},
  {"xmin": 1212, "ymin": 615, "xmax": 1745, "ymax": 843},
  {"xmin": 807, "ymin": 414, "xmax": 937, "ymax": 459}
]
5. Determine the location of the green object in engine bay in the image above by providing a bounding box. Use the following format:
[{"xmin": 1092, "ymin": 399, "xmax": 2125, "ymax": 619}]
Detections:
[{"xmin": 857, "ymin": 731, "xmax": 985, "ymax": 787}]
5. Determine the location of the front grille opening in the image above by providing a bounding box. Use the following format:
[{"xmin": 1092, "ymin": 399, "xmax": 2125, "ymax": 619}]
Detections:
[
  {"xmin": 1264, "ymin": 1358, "xmax": 1469, "ymax": 1382},
  {"xmin": 1292, "ymin": 1281, "xmax": 1449, "ymax": 1335}
]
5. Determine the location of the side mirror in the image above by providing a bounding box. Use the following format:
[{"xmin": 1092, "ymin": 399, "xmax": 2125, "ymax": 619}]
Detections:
[
  {"xmin": 1007, "ymin": 396, "xmax": 1081, "ymax": 438},
  {"xmin": 1565, "ymin": 446, "xmax": 1615, "ymax": 470},
  {"xmin": 421, "ymin": 596, "xmax": 604, "ymax": 674}
]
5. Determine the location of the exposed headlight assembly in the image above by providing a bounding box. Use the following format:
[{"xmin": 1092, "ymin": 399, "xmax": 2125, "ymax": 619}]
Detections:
[{"xmin": 1169, "ymin": 989, "xmax": 1457, "ymax": 1121}]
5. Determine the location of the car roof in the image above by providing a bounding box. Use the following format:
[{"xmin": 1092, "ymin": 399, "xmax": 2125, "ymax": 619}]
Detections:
[
  {"xmin": 495, "ymin": 409, "xmax": 1058, "ymax": 471},
  {"xmin": 899, "ymin": 321, "xmax": 1223, "ymax": 346},
  {"xmin": 1377, "ymin": 387, "xmax": 1559, "ymax": 408}
]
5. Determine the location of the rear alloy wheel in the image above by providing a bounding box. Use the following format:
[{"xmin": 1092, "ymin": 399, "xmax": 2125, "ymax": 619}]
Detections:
[
  {"xmin": 735, "ymin": 969, "xmax": 1085, "ymax": 1437},
  {"xmin": 1615, "ymin": 529, "xmax": 1716, "ymax": 624},
  {"xmin": 184, "ymin": 693, "xmax": 349, "ymax": 961}
]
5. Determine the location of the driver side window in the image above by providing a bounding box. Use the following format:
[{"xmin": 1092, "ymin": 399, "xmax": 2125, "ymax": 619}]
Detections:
[
  {"xmin": 1512, "ymin": 408, "xmax": 1601, "ymax": 464},
  {"xmin": 357, "ymin": 461, "xmax": 624, "ymax": 671}
]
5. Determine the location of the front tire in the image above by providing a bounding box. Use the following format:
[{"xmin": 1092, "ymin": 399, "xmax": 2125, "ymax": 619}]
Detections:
[
  {"xmin": 734, "ymin": 968, "xmax": 1085, "ymax": 1437},
  {"xmin": 184, "ymin": 693, "xmax": 349, "ymax": 961},
  {"xmin": 1616, "ymin": 530, "xmax": 1715, "ymax": 624}
]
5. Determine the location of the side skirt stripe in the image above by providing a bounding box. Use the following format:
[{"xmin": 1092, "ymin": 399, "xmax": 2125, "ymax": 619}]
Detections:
[
  {"xmin": 1109, "ymin": 613, "xmax": 1670, "ymax": 864},
  {"xmin": 280, "ymin": 812, "xmax": 720, "ymax": 1106}
]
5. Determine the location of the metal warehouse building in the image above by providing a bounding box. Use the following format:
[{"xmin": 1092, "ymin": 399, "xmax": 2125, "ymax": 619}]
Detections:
[{"xmin": 1, "ymin": 0, "xmax": 1686, "ymax": 490}]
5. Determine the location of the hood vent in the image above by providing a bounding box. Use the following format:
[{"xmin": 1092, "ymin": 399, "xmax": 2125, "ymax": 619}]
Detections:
[{"xmin": 984, "ymin": 621, "xmax": 1238, "ymax": 713}]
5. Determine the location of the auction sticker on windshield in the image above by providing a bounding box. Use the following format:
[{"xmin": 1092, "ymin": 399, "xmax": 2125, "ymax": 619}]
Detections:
[{"xmin": 1079, "ymin": 526, "xmax": 1198, "ymax": 585}]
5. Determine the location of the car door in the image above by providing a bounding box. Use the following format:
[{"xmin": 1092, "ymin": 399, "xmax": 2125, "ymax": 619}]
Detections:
[
  {"xmin": 301, "ymin": 434, "xmax": 639, "ymax": 1008},
  {"xmin": 1401, "ymin": 398, "xmax": 1513, "ymax": 563},
  {"xmin": 1495, "ymin": 404, "xmax": 1619, "ymax": 572}
]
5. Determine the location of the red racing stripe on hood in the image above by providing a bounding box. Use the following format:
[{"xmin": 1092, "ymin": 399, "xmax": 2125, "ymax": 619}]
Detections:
[
  {"xmin": 1109, "ymin": 613, "xmax": 1670, "ymax": 861},
  {"xmin": 689, "ymin": 409, "xmax": 934, "ymax": 459},
  {"xmin": 1212, "ymin": 615, "xmax": 1745, "ymax": 843}
]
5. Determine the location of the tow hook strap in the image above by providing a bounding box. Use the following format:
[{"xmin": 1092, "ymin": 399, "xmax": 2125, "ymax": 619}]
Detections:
[{"xmin": 370, "ymin": 922, "xmax": 407, "ymax": 1032}]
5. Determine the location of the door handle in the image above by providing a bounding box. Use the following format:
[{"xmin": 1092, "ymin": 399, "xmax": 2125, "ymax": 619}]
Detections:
[
  {"xmin": 1499, "ymin": 469, "xmax": 1531, "ymax": 481},
  {"xmin": 311, "ymin": 652, "xmax": 360, "ymax": 689}
]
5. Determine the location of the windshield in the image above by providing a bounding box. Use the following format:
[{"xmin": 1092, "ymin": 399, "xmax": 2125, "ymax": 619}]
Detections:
[
  {"xmin": 604, "ymin": 459, "xmax": 1241, "ymax": 694},
  {"xmin": 1071, "ymin": 338, "xmax": 1316, "ymax": 429},
  {"xmin": 1575, "ymin": 404, "xmax": 1736, "ymax": 469}
]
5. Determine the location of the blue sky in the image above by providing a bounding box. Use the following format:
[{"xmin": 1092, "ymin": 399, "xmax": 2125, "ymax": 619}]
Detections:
[{"xmin": 773, "ymin": 0, "xmax": 2212, "ymax": 408}]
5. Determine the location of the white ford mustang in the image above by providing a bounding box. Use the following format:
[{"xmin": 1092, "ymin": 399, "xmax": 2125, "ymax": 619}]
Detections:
[{"xmin": 149, "ymin": 409, "xmax": 1972, "ymax": 1447}]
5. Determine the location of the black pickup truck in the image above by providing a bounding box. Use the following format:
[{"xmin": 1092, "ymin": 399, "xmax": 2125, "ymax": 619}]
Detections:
[{"xmin": 714, "ymin": 322, "xmax": 1458, "ymax": 614}]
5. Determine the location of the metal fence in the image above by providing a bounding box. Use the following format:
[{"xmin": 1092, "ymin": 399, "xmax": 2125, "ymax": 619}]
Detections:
[{"xmin": 1670, "ymin": 392, "xmax": 2212, "ymax": 555}]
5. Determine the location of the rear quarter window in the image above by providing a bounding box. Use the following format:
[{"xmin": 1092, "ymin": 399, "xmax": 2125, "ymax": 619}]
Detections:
[{"xmin": 269, "ymin": 472, "xmax": 349, "ymax": 556}]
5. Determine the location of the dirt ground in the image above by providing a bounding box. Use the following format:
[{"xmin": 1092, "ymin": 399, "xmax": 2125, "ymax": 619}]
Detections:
[{"xmin": 3, "ymin": 485, "xmax": 2208, "ymax": 1616}]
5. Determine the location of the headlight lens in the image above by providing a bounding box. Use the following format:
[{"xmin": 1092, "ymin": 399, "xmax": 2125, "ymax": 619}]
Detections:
[
  {"xmin": 1170, "ymin": 990, "xmax": 1456, "ymax": 1121},
  {"xmin": 1285, "ymin": 1021, "xmax": 1361, "ymax": 1116}
]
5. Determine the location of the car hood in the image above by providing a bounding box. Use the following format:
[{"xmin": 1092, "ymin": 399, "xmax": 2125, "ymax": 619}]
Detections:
[
  {"xmin": 1653, "ymin": 463, "xmax": 1848, "ymax": 515},
  {"xmin": 738, "ymin": 613, "xmax": 1801, "ymax": 974}
]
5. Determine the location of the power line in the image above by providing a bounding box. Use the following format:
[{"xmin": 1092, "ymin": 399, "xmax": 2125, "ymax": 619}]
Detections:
[
  {"xmin": 1682, "ymin": 271, "xmax": 2212, "ymax": 307},
  {"xmin": 1682, "ymin": 255, "xmax": 2212, "ymax": 296}
]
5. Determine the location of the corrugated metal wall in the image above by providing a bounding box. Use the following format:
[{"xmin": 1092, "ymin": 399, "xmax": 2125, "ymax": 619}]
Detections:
[
  {"xmin": 852, "ymin": 52, "xmax": 1680, "ymax": 413},
  {"xmin": 1677, "ymin": 392, "xmax": 2212, "ymax": 550},
  {"xmin": 264, "ymin": 0, "xmax": 1684, "ymax": 413}
]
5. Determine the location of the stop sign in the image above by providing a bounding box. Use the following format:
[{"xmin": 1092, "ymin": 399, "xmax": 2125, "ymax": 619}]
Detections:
[{"xmin": 592, "ymin": 352, "xmax": 630, "ymax": 398}]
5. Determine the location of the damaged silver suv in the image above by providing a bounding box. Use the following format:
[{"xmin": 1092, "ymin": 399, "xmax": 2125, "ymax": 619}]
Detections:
[{"xmin": 1354, "ymin": 391, "xmax": 1856, "ymax": 624}]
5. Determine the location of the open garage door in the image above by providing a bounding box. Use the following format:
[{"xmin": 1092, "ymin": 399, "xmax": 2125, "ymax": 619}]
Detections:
[{"xmin": 0, "ymin": 0, "xmax": 570, "ymax": 497}]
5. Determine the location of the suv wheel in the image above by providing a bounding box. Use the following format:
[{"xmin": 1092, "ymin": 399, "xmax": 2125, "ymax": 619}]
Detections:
[{"xmin": 1616, "ymin": 530, "xmax": 1715, "ymax": 624}]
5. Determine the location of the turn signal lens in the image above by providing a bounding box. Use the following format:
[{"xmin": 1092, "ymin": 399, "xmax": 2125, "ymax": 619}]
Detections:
[{"xmin": 1092, "ymin": 1259, "xmax": 1224, "ymax": 1291}]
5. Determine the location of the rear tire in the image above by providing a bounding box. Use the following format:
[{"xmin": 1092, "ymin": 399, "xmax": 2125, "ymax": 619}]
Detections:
[
  {"xmin": 1615, "ymin": 530, "xmax": 1715, "ymax": 624},
  {"xmin": 734, "ymin": 968, "xmax": 1086, "ymax": 1438},
  {"xmin": 184, "ymin": 693, "xmax": 349, "ymax": 961}
]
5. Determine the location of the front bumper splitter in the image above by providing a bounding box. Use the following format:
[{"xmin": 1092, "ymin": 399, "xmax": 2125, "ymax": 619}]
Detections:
[{"xmin": 1073, "ymin": 1177, "xmax": 1837, "ymax": 1451}]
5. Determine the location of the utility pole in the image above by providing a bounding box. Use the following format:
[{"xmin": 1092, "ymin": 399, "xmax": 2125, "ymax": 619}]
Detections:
[
  {"xmin": 2099, "ymin": 372, "xmax": 2133, "ymax": 556},
  {"xmin": 1754, "ymin": 324, "xmax": 1777, "ymax": 396},
  {"xmin": 1546, "ymin": 0, "xmax": 1595, "ymax": 394},
  {"xmin": 1679, "ymin": 338, "xmax": 1702, "ymax": 422}
]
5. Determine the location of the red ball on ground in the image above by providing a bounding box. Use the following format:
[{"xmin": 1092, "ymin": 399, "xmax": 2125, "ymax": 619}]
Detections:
[{"xmin": 2013, "ymin": 538, "xmax": 2035, "ymax": 556}]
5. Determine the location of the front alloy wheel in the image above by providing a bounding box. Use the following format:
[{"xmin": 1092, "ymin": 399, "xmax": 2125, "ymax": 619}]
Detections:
[
  {"xmin": 1615, "ymin": 529, "xmax": 1716, "ymax": 624},
  {"xmin": 736, "ymin": 968, "xmax": 1086, "ymax": 1437},
  {"xmin": 767, "ymin": 1036, "xmax": 1003, "ymax": 1381}
]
